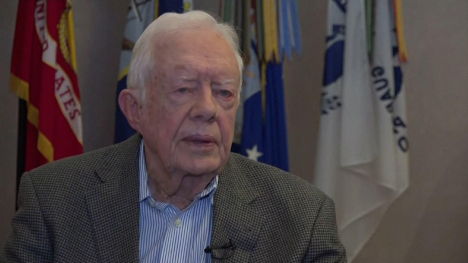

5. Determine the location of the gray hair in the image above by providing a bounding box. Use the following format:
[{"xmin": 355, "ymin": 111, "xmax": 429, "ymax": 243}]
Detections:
[{"xmin": 127, "ymin": 10, "xmax": 244, "ymax": 102}]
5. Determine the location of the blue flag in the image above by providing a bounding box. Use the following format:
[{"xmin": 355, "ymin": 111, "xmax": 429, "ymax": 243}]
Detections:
[
  {"xmin": 158, "ymin": 0, "xmax": 184, "ymax": 15},
  {"xmin": 114, "ymin": 0, "xmax": 184, "ymax": 143},
  {"xmin": 233, "ymin": 42, "xmax": 289, "ymax": 171},
  {"xmin": 263, "ymin": 62, "xmax": 289, "ymax": 171},
  {"xmin": 232, "ymin": 42, "xmax": 263, "ymax": 161}
]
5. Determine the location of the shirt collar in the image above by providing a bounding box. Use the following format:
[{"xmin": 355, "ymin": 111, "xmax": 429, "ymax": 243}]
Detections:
[{"xmin": 138, "ymin": 140, "xmax": 218, "ymax": 204}]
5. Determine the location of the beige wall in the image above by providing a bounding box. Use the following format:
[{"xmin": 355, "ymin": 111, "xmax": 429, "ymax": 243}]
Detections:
[
  {"xmin": 1, "ymin": 0, "xmax": 468, "ymax": 262},
  {"xmin": 0, "ymin": 0, "xmax": 19, "ymax": 251}
]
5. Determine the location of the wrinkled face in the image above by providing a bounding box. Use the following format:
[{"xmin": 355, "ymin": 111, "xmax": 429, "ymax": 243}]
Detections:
[{"xmin": 138, "ymin": 29, "xmax": 240, "ymax": 176}]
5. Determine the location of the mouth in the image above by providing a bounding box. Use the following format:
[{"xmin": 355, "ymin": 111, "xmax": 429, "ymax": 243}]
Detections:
[{"xmin": 183, "ymin": 135, "xmax": 216, "ymax": 147}]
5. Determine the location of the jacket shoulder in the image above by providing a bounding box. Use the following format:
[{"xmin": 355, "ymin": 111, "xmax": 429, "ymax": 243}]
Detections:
[
  {"xmin": 229, "ymin": 153, "xmax": 330, "ymax": 210},
  {"xmin": 25, "ymin": 135, "xmax": 140, "ymax": 198},
  {"xmin": 28, "ymin": 143, "xmax": 117, "ymax": 186}
]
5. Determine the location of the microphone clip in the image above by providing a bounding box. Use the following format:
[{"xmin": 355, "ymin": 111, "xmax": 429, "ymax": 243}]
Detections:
[{"xmin": 204, "ymin": 239, "xmax": 237, "ymax": 254}]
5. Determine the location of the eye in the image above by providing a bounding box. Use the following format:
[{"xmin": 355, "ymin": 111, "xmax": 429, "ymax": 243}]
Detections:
[
  {"xmin": 218, "ymin": 89, "xmax": 234, "ymax": 99},
  {"xmin": 177, "ymin": 88, "xmax": 189, "ymax": 94}
]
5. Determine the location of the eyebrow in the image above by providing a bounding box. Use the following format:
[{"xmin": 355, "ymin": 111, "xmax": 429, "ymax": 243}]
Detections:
[
  {"xmin": 180, "ymin": 76, "xmax": 197, "ymax": 82},
  {"xmin": 217, "ymin": 79, "xmax": 235, "ymax": 85},
  {"xmin": 179, "ymin": 76, "xmax": 235, "ymax": 86}
]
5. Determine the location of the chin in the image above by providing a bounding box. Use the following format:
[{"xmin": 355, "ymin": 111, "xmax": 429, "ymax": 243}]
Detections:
[{"xmin": 181, "ymin": 156, "xmax": 224, "ymax": 176}]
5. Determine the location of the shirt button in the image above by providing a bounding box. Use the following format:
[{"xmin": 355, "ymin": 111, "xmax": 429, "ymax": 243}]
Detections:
[
  {"xmin": 175, "ymin": 218, "xmax": 182, "ymax": 227},
  {"xmin": 148, "ymin": 199, "xmax": 157, "ymax": 208}
]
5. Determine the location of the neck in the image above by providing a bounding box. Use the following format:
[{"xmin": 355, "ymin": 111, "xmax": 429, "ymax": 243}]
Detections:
[{"xmin": 144, "ymin": 149, "xmax": 216, "ymax": 210}]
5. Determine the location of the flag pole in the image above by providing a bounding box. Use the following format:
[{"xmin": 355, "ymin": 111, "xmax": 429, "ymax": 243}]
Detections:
[{"xmin": 15, "ymin": 99, "xmax": 27, "ymax": 211}]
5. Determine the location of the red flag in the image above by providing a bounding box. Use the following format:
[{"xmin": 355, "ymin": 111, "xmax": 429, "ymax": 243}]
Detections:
[{"xmin": 10, "ymin": 0, "xmax": 83, "ymax": 172}]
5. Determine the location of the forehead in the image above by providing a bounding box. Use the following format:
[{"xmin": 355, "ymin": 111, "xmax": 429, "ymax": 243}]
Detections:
[{"xmin": 155, "ymin": 29, "xmax": 239, "ymax": 77}]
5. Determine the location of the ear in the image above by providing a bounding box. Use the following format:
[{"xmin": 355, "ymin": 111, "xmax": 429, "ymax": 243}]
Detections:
[{"xmin": 118, "ymin": 89, "xmax": 143, "ymax": 132}]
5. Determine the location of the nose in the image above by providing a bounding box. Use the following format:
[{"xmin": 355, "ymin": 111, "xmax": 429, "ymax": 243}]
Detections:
[{"xmin": 189, "ymin": 86, "xmax": 217, "ymax": 122}]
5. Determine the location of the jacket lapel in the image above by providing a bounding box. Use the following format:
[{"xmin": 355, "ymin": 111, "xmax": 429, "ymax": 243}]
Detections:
[
  {"xmin": 211, "ymin": 156, "xmax": 264, "ymax": 262},
  {"xmin": 85, "ymin": 134, "xmax": 141, "ymax": 263}
]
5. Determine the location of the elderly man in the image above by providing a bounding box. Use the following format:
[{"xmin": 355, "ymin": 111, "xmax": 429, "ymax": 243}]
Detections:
[{"xmin": 1, "ymin": 11, "xmax": 346, "ymax": 263}]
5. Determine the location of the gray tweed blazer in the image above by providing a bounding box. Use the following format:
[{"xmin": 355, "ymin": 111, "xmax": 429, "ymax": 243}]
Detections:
[{"xmin": 1, "ymin": 134, "xmax": 346, "ymax": 262}]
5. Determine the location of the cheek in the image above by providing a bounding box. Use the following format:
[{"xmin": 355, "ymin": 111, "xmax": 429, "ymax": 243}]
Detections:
[
  {"xmin": 141, "ymin": 104, "xmax": 174, "ymax": 142},
  {"xmin": 153, "ymin": 108, "xmax": 184, "ymax": 141},
  {"xmin": 219, "ymin": 110, "xmax": 237, "ymax": 146}
]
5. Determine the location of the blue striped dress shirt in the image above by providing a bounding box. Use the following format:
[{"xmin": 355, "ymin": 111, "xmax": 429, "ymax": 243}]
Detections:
[{"xmin": 138, "ymin": 141, "xmax": 218, "ymax": 262}]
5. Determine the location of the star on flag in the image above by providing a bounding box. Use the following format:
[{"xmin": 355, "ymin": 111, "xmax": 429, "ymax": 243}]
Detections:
[{"xmin": 246, "ymin": 145, "xmax": 263, "ymax": 161}]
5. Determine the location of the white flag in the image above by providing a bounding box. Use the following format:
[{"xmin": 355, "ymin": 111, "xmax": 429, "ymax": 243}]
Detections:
[
  {"xmin": 118, "ymin": 0, "xmax": 156, "ymax": 79},
  {"xmin": 314, "ymin": 0, "xmax": 409, "ymax": 261}
]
